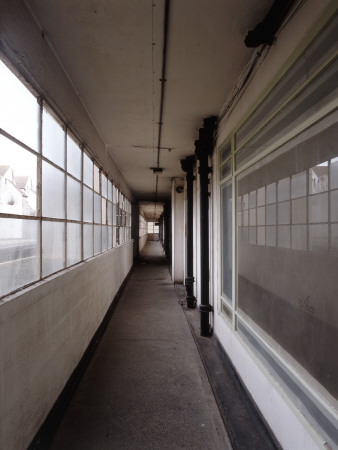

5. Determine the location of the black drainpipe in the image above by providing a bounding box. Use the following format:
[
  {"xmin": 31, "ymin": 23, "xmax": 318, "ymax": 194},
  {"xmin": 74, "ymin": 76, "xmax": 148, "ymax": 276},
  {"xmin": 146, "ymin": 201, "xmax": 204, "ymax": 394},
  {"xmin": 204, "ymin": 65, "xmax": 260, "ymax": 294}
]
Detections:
[
  {"xmin": 181, "ymin": 156, "xmax": 196, "ymax": 308},
  {"xmin": 195, "ymin": 117, "xmax": 217, "ymax": 337}
]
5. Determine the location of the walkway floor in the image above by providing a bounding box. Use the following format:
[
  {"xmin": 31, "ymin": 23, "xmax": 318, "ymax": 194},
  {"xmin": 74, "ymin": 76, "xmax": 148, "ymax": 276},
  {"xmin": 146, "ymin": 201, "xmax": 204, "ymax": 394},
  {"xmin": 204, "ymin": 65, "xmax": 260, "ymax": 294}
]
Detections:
[{"xmin": 49, "ymin": 241, "xmax": 232, "ymax": 450}]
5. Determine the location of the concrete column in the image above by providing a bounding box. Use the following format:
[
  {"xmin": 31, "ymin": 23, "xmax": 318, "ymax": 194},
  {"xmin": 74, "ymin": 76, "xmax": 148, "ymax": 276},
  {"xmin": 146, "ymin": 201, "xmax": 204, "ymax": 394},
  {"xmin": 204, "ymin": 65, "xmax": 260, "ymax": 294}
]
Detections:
[{"xmin": 171, "ymin": 178, "xmax": 185, "ymax": 283}]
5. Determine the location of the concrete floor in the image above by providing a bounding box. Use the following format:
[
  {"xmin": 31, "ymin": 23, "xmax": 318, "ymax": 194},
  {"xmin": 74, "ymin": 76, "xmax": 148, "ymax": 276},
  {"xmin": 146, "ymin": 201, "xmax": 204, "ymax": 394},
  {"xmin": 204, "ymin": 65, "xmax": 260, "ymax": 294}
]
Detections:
[{"xmin": 49, "ymin": 241, "xmax": 232, "ymax": 450}]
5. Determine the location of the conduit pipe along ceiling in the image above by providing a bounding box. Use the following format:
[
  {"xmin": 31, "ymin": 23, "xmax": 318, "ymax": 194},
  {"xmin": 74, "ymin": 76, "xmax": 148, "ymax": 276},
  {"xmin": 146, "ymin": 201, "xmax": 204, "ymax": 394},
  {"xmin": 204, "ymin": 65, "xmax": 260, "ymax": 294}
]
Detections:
[{"xmin": 27, "ymin": 0, "xmax": 276, "ymax": 207}]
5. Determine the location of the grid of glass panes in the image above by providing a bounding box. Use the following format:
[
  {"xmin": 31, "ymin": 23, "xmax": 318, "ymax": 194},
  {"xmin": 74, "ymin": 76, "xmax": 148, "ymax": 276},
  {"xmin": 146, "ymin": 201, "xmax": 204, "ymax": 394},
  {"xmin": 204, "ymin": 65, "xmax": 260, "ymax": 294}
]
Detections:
[{"xmin": 0, "ymin": 59, "xmax": 132, "ymax": 299}]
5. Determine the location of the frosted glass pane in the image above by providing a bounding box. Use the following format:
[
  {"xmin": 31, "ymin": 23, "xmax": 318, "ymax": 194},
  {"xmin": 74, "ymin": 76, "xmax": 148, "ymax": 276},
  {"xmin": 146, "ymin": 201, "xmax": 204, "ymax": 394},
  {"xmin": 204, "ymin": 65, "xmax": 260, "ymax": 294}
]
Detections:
[
  {"xmin": 242, "ymin": 194, "xmax": 248, "ymax": 210},
  {"xmin": 249, "ymin": 191, "xmax": 256, "ymax": 208},
  {"xmin": 108, "ymin": 180, "xmax": 112, "ymax": 201},
  {"xmin": 113, "ymin": 205, "xmax": 117, "ymax": 225},
  {"xmin": 102, "ymin": 225, "xmax": 108, "ymax": 252},
  {"xmin": 309, "ymin": 193, "xmax": 328, "ymax": 223},
  {"xmin": 309, "ymin": 224, "xmax": 328, "ymax": 252},
  {"xmin": 94, "ymin": 193, "xmax": 101, "ymax": 223},
  {"xmin": 257, "ymin": 207, "xmax": 265, "ymax": 226},
  {"xmin": 42, "ymin": 221, "xmax": 65, "ymax": 277},
  {"xmin": 330, "ymin": 157, "xmax": 338, "ymax": 190},
  {"xmin": 291, "ymin": 225, "xmax": 307, "ymax": 251},
  {"xmin": 67, "ymin": 223, "xmax": 81, "ymax": 266},
  {"xmin": 0, "ymin": 60, "xmax": 38, "ymax": 150},
  {"xmin": 107, "ymin": 202, "xmax": 113, "ymax": 225},
  {"xmin": 278, "ymin": 201, "xmax": 290, "ymax": 224},
  {"xmin": 221, "ymin": 181, "xmax": 232, "ymax": 302},
  {"xmin": 292, "ymin": 198, "xmax": 307, "ymax": 224},
  {"xmin": 266, "ymin": 183, "xmax": 276, "ymax": 204},
  {"xmin": 242, "ymin": 210, "xmax": 248, "ymax": 226},
  {"xmin": 83, "ymin": 224, "xmax": 93, "ymax": 259},
  {"xmin": 113, "ymin": 185, "xmax": 117, "ymax": 204},
  {"xmin": 113, "ymin": 227, "xmax": 117, "ymax": 247},
  {"xmin": 330, "ymin": 190, "xmax": 338, "ymax": 222},
  {"xmin": 278, "ymin": 177, "xmax": 290, "ymax": 202},
  {"xmin": 94, "ymin": 225, "xmax": 101, "ymax": 255},
  {"xmin": 42, "ymin": 161, "xmax": 65, "ymax": 219},
  {"xmin": 278, "ymin": 225, "xmax": 290, "ymax": 248},
  {"xmin": 291, "ymin": 171, "xmax": 307, "ymax": 199},
  {"xmin": 0, "ymin": 218, "xmax": 39, "ymax": 297},
  {"xmin": 83, "ymin": 153, "xmax": 93, "ymax": 188},
  {"xmin": 0, "ymin": 135, "xmax": 37, "ymax": 215},
  {"xmin": 108, "ymin": 226, "xmax": 112, "ymax": 249},
  {"xmin": 67, "ymin": 177, "xmax": 81, "ymax": 221},
  {"xmin": 83, "ymin": 186, "xmax": 93, "ymax": 223},
  {"xmin": 249, "ymin": 208, "xmax": 256, "ymax": 226},
  {"xmin": 102, "ymin": 198, "xmax": 107, "ymax": 224},
  {"xmin": 102, "ymin": 174, "xmax": 107, "ymax": 198},
  {"xmin": 266, "ymin": 204, "xmax": 276, "ymax": 225},
  {"xmin": 330, "ymin": 224, "xmax": 338, "ymax": 255},
  {"xmin": 309, "ymin": 163, "xmax": 328, "ymax": 194},
  {"xmin": 42, "ymin": 109, "xmax": 65, "ymax": 168},
  {"xmin": 94, "ymin": 165, "xmax": 100, "ymax": 193},
  {"xmin": 257, "ymin": 187, "xmax": 265, "ymax": 206},
  {"xmin": 67, "ymin": 135, "xmax": 82, "ymax": 180}
]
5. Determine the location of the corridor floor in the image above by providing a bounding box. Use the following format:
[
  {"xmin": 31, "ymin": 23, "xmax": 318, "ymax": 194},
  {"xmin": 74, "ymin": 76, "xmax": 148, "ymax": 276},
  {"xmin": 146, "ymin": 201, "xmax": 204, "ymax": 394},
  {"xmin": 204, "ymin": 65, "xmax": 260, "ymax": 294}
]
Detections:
[{"xmin": 49, "ymin": 241, "xmax": 232, "ymax": 450}]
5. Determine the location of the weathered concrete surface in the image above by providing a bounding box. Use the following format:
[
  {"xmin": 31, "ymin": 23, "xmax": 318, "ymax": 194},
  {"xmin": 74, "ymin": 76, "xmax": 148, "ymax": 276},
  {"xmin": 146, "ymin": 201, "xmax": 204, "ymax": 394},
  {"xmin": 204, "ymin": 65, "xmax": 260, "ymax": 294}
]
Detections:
[{"xmin": 49, "ymin": 241, "xmax": 231, "ymax": 449}]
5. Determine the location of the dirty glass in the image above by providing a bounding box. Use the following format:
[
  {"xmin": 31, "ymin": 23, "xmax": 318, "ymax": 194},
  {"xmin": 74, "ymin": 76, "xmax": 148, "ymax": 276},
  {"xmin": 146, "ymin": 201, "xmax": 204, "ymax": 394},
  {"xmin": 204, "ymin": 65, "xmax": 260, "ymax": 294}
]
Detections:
[
  {"xmin": 42, "ymin": 108, "xmax": 65, "ymax": 168},
  {"xmin": 42, "ymin": 221, "xmax": 65, "ymax": 277},
  {"xmin": 67, "ymin": 135, "xmax": 82, "ymax": 180},
  {"xmin": 42, "ymin": 161, "xmax": 65, "ymax": 219},
  {"xmin": 67, "ymin": 222, "xmax": 81, "ymax": 266},
  {"xmin": 221, "ymin": 180, "xmax": 232, "ymax": 302}
]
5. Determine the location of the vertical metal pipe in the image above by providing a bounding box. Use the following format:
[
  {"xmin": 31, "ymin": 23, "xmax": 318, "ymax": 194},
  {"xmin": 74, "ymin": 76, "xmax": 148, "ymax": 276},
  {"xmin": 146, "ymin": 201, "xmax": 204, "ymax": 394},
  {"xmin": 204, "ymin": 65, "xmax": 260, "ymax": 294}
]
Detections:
[
  {"xmin": 181, "ymin": 156, "xmax": 196, "ymax": 308},
  {"xmin": 195, "ymin": 117, "xmax": 217, "ymax": 336}
]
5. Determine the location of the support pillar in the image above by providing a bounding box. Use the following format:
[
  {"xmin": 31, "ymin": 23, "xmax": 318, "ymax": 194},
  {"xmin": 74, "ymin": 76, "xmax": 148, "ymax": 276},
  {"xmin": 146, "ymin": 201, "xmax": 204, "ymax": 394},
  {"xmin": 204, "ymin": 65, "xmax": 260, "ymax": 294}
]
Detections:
[
  {"xmin": 181, "ymin": 156, "xmax": 196, "ymax": 308},
  {"xmin": 195, "ymin": 117, "xmax": 217, "ymax": 337}
]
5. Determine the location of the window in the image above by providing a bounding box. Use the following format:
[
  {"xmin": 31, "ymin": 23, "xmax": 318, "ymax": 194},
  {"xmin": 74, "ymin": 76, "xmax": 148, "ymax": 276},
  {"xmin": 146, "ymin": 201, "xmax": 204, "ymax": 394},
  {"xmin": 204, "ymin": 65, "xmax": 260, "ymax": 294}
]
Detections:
[{"xmin": 0, "ymin": 58, "xmax": 132, "ymax": 299}]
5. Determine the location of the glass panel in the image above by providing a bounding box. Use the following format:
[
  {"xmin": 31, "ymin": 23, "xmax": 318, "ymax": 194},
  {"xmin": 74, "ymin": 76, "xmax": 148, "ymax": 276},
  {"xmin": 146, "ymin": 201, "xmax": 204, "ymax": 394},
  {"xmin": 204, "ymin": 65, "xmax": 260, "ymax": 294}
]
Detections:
[
  {"xmin": 107, "ymin": 201, "xmax": 113, "ymax": 225},
  {"xmin": 257, "ymin": 206, "xmax": 265, "ymax": 226},
  {"xmin": 0, "ymin": 135, "xmax": 37, "ymax": 215},
  {"xmin": 94, "ymin": 164, "xmax": 100, "ymax": 193},
  {"xmin": 42, "ymin": 221, "xmax": 65, "ymax": 277},
  {"xmin": 107, "ymin": 180, "xmax": 112, "ymax": 201},
  {"xmin": 266, "ymin": 183, "xmax": 276, "ymax": 204},
  {"xmin": 101, "ymin": 174, "xmax": 107, "ymax": 198},
  {"xmin": 309, "ymin": 193, "xmax": 328, "ymax": 223},
  {"xmin": 331, "ymin": 189, "xmax": 338, "ymax": 222},
  {"xmin": 67, "ymin": 135, "xmax": 82, "ymax": 180},
  {"xmin": 113, "ymin": 227, "xmax": 117, "ymax": 247},
  {"xmin": 330, "ymin": 157, "xmax": 338, "ymax": 190},
  {"xmin": 266, "ymin": 204, "xmax": 276, "ymax": 225},
  {"xmin": 94, "ymin": 193, "xmax": 101, "ymax": 224},
  {"xmin": 113, "ymin": 204, "xmax": 117, "ymax": 225},
  {"xmin": 278, "ymin": 225, "xmax": 290, "ymax": 248},
  {"xmin": 67, "ymin": 222, "xmax": 81, "ymax": 266},
  {"xmin": 257, "ymin": 226, "xmax": 265, "ymax": 245},
  {"xmin": 278, "ymin": 177, "xmax": 290, "ymax": 202},
  {"xmin": 266, "ymin": 226, "xmax": 276, "ymax": 246},
  {"xmin": 220, "ymin": 159, "xmax": 231, "ymax": 180},
  {"xmin": 291, "ymin": 225, "xmax": 307, "ymax": 251},
  {"xmin": 291, "ymin": 171, "xmax": 307, "ymax": 199},
  {"xmin": 42, "ymin": 161, "xmax": 65, "ymax": 219},
  {"xmin": 102, "ymin": 225, "xmax": 108, "ymax": 252},
  {"xmin": 108, "ymin": 226, "xmax": 112, "ymax": 249},
  {"xmin": 292, "ymin": 198, "xmax": 307, "ymax": 224},
  {"xmin": 67, "ymin": 176, "xmax": 81, "ymax": 221},
  {"xmin": 94, "ymin": 225, "xmax": 101, "ymax": 255},
  {"xmin": 309, "ymin": 224, "xmax": 328, "ymax": 252},
  {"xmin": 83, "ymin": 224, "xmax": 93, "ymax": 259},
  {"xmin": 0, "ymin": 60, "xmax": 39, "ymax": 150},
  {"xmin": 83, "ymin": 186, "xmax": 93, "ymax": 223},
  {"xmin": 0, "ymin": 218, "xmax": 39, "ymax": 297},
  {"xmin": 221, "ymin": 141, "xmax": 231, "ymax": 163},
  {"xmin": 277, "ymin": 201, "xmax": 290, "ymax": 224},
  {"xmin": 42, "ymin": 108, "xmax": 65, "ymax": 168},
  {"xmin": 257, "ymin": 187, "xmax": 265, "ymax": 206},
  {"xmin": 102, "ymin": 198, "xmax": 107, "ymax": 224},
  {"xmin": 83, "ymin": 153, "xmax": 93, "ymax": 188},
  {"xmin": 221, "ymin": 181, "xmax": 232, "ymax": 302}
]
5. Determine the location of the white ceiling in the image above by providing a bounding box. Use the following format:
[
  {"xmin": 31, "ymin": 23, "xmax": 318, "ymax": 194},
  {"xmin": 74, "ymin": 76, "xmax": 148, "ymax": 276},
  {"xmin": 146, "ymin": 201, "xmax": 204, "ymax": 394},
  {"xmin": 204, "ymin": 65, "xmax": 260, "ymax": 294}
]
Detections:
[{"xmin": 27, "ymin": 0, "xmax": 273, "ymax": 215}]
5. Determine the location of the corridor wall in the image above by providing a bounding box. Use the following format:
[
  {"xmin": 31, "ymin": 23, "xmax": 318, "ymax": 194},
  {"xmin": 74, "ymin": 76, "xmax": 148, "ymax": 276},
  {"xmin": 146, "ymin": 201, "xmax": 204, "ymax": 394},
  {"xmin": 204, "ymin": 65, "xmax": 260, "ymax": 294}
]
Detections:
[
  {"xmin": 0, "ymin": 1, "xmax": 134, "ymax": 449},
  {"xmin": 212, "ymin": 1, "xmax": 338, "ymax": 449}
]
